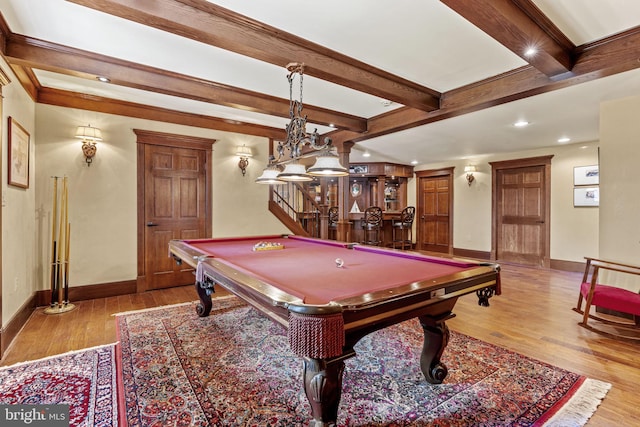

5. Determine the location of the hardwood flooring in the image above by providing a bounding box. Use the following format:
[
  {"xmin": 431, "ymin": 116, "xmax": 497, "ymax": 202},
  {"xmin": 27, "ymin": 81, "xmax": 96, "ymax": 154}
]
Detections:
[{"xmin": 1, "ymin": 264, "xmax": 638, "ymax": 426}]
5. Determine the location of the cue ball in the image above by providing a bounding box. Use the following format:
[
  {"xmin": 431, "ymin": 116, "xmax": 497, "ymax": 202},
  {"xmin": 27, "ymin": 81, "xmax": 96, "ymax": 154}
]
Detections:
[{"xmin": 335, "ymin": 258, "xmax": 344, "ymax": 268}]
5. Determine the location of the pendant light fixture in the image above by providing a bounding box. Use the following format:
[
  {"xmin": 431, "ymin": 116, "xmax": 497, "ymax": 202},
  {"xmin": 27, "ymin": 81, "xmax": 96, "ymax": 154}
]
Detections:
[{"xmin": 256, "ymin": 63, "xmax": 348, "ymax": 184}]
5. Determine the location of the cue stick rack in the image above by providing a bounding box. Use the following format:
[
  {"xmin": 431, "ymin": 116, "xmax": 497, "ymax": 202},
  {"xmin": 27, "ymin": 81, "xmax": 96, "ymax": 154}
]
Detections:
[{"xmin": 44, "ymin": 176, "xmax": 76, "ymax": 315}]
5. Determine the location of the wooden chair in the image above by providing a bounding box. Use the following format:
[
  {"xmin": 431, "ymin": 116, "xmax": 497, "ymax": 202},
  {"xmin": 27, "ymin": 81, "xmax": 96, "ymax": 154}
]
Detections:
[
  {"xmin": 328, "ymin": 206, "xmax": 339, "ymax": 240},
  {"xmin": 573, "ymin": 257, "xmax": 640, "ymax": 340},
  {"xmin": 392, "ymin": 206, "xmax": 415, "ymax": 249},
  {"xmin": 361, "ymin": 206, "xmax": 383, "ymax": 246}
]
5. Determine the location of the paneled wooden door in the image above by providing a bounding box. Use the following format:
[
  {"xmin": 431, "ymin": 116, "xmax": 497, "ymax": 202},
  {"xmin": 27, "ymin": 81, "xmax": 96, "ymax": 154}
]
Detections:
[
  {"xmin": 136, "ymin": 130, "xmax": 214, "ymax": 292},
  {"xmin": 491, "ymin": 156, "xmax": 552, "ymax": 268},
  {"xmin": 416, "ymin": 168, "xmax": 453, "ymax": 254}
]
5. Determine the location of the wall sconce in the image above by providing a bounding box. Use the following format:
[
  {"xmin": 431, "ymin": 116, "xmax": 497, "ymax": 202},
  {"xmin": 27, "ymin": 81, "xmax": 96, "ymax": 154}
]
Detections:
[
  {"xmin": 236, "ymin": 145, "xmax": 253, "ymax": 176},
  {"xmin": 464, "ymin": 165, "xmax": 477, "ymax": 186},
  {"xmin": 75, "ymin": 125, "xmax": 102, "ymax": 166}
]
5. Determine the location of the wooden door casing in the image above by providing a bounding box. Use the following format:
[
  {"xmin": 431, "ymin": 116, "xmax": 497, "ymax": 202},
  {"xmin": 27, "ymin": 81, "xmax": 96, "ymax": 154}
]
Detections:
[
  {"xmin": 491, "ymin": 156, "xmax": 552, "ymax": 268},
  {"xmin": 416, "ymin": 168, "xmax": 453, "ymax": 254},
  {"xmin": 136, "ymin": 130, "xmax": 215, "ymax": 292}
]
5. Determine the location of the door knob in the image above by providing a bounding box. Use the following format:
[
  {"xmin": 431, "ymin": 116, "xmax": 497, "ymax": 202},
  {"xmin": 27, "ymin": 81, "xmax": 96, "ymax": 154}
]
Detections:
[{"xmin": 146, "ymin": 222, "xmax": 159, "ymax": 227}]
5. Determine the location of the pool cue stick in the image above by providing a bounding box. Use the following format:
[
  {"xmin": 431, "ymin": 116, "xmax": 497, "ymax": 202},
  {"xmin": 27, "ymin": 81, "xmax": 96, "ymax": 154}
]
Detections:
[
  {"xmin": 56, "ymin": 177, "xmax": 66, "ymax": 307},
  {"xmin": 63, "ymin": 178, "xmax": 70, "ymax": 304},
  {"xmin": 50, "ymin": 177, "xmax": 59, "ymax": 307},
  {"xmin": 64, "ymin": 222, "xmax": 70, "ymax": 303}
]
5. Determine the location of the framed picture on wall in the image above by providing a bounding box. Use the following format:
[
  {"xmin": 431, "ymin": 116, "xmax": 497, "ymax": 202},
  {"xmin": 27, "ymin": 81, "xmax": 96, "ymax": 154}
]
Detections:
[
  {"xmin": 574, "ymin": 187, "xmax": 599, "ymax": 207},
  {"xmin": 8, "ymin": 117, "xmax": 30, "ymax": 189},
  {"xmin": 349, "ymin": 165, "xmax": 368, "ymax": 174},
  {"xmin": 574, "ymin": 165, "xmax": 599, "ymax": 186}
]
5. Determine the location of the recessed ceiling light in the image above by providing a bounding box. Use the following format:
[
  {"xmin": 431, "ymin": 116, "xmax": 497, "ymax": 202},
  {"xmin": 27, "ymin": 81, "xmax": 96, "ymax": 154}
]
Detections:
[
  {"xmin": 557, "ymin": 137, "xmax": 571, "ymax": 143},
  {"xmin": 362, "ymin": 152, "xmax": 371, "ymax": 158},
  {"xmin": 380, "ymin": 99, "xmax": 393, "ymax": 107},
  {"xmin": 411, "ymin": 160, "xmax": 418, "ymax": 165},
  {"xmin": 96, "ymin": 76, "xmax": 111, "ymax": 83},
  {"xmin": 513, "ymin": 120, "xmax": 529, "ymax": 127},
  {"xmin": 524, "ymin": 47, "xmax": 537, "ymax": 57}
]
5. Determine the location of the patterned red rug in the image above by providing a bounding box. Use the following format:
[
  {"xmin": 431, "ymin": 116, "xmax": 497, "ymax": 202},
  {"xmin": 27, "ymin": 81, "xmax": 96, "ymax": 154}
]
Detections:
[
  {"xmin": 116, "ymin": 297, "xmax": 610, "ymax": 426},
  {"xmin": 0, "ymin": 344, "xmax": 118, "ymax": 426}
]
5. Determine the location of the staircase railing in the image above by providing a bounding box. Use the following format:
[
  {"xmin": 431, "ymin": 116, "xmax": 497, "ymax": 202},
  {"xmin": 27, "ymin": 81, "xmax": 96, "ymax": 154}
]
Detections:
[{"xmin": 270, "ymin": 182, "xmax": 323, "ymax": 237}]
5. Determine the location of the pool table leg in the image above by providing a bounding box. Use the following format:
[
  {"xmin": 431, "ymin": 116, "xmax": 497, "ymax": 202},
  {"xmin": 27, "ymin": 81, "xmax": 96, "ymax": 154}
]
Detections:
[
  {"xmin": 195, "ymin": 280, "xmax": 213, "ymax": 317},
  {"xmin": 418, "ymin": 312, "xmax": 454, "ymax": 384},
  {"xmin": 302, "ymin": 356, "xmax": 346, "ymax": 427}
]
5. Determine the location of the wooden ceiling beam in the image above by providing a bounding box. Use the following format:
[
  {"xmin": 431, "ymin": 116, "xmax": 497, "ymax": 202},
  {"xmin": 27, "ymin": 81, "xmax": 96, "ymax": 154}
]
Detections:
[
  {"xmin": 7, "ymin": 64, "xmax": 39, "ymax": 101},
  {"xmin": 38, "ymin": 87, "xmax": 287, "ymax": 139},
  {"xmin": 440, "ymin": 0, "xmax": 574, "ymax": 77},
  {"xmin": 3, "ymin": 34, "xmax": 367, "ymax": 133},
  {"xmin": 66, "ymin": 0, "xmax": 441, "ymax": 112},
  {"xmin": 13, "ymin": 22, "xmax": 640, "ymax": 146},
  {"xmin": 5, "ymin": 3, "xmax": 639, "ymax": 149},
  {"xmin": 330, "ymin": 27, "xmax": 640, "ymax": 144}
]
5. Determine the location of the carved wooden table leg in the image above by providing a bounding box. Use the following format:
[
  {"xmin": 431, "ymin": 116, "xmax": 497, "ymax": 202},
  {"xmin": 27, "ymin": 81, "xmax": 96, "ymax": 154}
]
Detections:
[
  {"xmin": 302, "ymin": 357, "xmax": 345, "ymax": 427},
  {"xmin": 418, "ymin": 312, "xmax": 454, "ymax": 384},
  {"xmin": 195, "ymin": 280, "xmax": 213, "ymax": 317}
]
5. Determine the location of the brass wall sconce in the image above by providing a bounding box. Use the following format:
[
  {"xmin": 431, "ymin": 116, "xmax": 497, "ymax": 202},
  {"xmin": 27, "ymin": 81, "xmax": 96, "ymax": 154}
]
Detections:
[
  {"xmin": 464, "ymin": 165, "xmax": 477, "ymax": 186},
  {"xmin": 236, "ymin": 145, "xmax": 253, "ymax": 176},
  {"xmin": 75, "ymin": 125, "xmax": 102, "ymax": 166}
]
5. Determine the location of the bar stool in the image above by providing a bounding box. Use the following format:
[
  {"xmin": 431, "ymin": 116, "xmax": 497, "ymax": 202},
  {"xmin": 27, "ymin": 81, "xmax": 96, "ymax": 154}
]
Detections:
[
  {"xmin": 328, "ymin": 206, "xmax": 339, "ymax": 240},
  {"xmin": 361, "ymin": 206, "xmax": 383, "ymax": 246},
  {"xmin": 392, "ymin": 206, "xmax": 415, "ymax": 250}
]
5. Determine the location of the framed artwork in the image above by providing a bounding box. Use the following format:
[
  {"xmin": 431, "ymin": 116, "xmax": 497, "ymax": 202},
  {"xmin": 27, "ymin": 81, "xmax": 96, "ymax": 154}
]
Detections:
[
  {"xmin": 349, "ymin": 165, "xmax": 368, "ymax": 174},
  {"xmin": 8, "ymin": 117, "xmax": 30, "ymax": 188},
  {"xmin": 574, "ymin": 165, "xmax": 599, "ymax": 186},
  {"xmin": 574, "ymin": 187, "xmax": 599, "ymax": 207}
]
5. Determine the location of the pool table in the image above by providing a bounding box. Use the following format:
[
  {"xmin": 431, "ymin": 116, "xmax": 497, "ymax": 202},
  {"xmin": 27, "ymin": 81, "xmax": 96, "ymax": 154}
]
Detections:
[{"xmin": 169, "ymin": 234, "xmax": 500, "ymax": 426}]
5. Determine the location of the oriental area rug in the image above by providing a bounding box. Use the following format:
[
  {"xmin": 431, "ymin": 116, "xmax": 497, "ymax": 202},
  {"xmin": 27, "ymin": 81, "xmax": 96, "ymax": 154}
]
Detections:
[
  {"xmin": 0, "ymin": 343, "xmax": 118, "ymax": 426},
  {"xmin": 116, "ymin": 296, "xmax": 610, "ymax": 427}
]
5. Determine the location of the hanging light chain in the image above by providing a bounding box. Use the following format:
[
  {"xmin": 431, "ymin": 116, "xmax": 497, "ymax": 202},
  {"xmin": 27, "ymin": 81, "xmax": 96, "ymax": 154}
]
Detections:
[{"xmin": 278, "ymin": 63, "xmax": 333, "ymax": 161}]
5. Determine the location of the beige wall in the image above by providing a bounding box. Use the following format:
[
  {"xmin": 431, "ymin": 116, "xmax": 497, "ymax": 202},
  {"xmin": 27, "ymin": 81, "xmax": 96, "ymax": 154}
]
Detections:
[
  {"xmin": 599, "ymin": 95, "xmax": 640, "ymax": 290},
  {"xmin": 33, "ymin": 104, "xmax": 289, "ymax": 294},
  {"xmin": 1, "ymin": 60, "xmax": 37, "ymax": 325},
  {"xmin": 415, "ymin": 141, "xmax": 600, "ymax": 262},
  {"xmin": 600, "ymin": 95, "xmax": 640, "ymax": 263}
]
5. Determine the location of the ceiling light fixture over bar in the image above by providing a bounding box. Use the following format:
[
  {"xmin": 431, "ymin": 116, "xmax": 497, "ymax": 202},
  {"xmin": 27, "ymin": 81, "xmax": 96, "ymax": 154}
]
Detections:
[{"xmin": 256, "ymin": 62, "xmax": 348, "ymax": 184}]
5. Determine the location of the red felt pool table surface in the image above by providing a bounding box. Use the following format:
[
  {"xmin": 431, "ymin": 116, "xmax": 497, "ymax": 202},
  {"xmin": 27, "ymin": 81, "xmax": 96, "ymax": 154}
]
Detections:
[{"xmin": 179, "ymin": 235, "xmax": 487, "ymax": 305}]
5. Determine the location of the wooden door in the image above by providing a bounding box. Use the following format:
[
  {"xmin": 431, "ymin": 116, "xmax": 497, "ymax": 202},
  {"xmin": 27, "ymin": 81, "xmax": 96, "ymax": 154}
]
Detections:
[
  {"xmin": 492, "ymin": 156, "xmax": 552, "ymax": 268},
  {"xmin": 417, "ymin": 168, "xmax": 453, "ymax": 253},
  {"xmin": 136, "ymin": 130, "xmax": 214, "ymax": 292}
]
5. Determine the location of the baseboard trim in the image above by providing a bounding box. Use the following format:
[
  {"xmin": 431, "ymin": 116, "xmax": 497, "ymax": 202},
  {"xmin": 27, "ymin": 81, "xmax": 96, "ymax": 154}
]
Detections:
[
  {"xmin": 550, "ymin": 259, "xmax": 585, "ymax": 272},
  {"xmin": 451, "ymin": 249, "xmax": 585, "ymax": 273},
  {"xmin": 452, "ymin": 248, "xmax": 491, "ymax": 260},
  {"xmin": 0, "ymin": 294, "xmax": 37, "ymax": 359},
  {"xmin": 1, "ymin": 280, "xmax": 137, "ymax": 360},
  {"xmin": 34, "ymin": 280, "xmax": 138, "ymax": 307}
]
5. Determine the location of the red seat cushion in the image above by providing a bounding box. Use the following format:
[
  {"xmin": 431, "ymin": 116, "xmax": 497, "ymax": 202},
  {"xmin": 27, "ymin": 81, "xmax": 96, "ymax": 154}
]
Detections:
[{"xmin": 581, "ymin": 282, "xmax": 640, "ymax": 316}]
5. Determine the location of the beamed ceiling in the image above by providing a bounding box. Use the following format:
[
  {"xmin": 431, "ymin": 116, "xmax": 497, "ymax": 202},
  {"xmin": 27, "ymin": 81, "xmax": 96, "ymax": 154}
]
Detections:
[{"xmin": 1, "ymin": 0, "xmax": 640, "ymax": 165}]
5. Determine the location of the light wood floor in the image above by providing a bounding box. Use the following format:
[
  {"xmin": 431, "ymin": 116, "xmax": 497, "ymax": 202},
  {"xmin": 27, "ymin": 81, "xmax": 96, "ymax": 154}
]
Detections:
[{"xmin": 1, "ymin": 264, "xmax": 638, "ymax": 426}]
